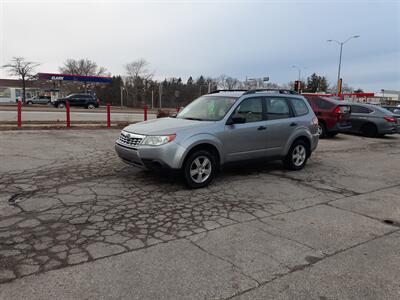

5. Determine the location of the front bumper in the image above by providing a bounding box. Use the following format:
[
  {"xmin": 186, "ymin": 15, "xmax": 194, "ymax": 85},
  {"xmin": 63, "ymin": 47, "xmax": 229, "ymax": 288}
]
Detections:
[
  {"xmin": 115, "ymin": 140, "xmax": 186, "ymax": 170},
  {"xmin": 115, "ymin": 143, "xmax": 145, "ymax": 168}
]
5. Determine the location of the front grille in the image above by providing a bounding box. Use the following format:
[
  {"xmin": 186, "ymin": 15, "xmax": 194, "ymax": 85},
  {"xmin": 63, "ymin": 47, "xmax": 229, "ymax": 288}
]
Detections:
[{"xmin": 118, "ymin": 132, "xmax": 144, "ymax": 147}]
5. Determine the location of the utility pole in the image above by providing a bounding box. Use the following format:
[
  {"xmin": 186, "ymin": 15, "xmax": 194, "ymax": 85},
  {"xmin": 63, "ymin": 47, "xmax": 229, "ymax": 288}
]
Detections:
[
  {"xmin": 159, "ymin": 83, "xmax": 162, "ymax": 109},
  {"xmin": 151, "ymin": 89, "xmax": 154, "ymax": 109},
  {"xmin": 120, "ymin": 85, "xmax": 123, "ymax": 108}
]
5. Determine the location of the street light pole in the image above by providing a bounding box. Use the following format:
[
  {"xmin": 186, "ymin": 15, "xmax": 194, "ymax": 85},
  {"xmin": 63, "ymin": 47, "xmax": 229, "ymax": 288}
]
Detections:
[
  {"xmin": 327, "ymin": 35, "xmax": 360, "ymax": 95},
  {"xmin": 337, "ymin": 43, "xmax": 343, "ymax": 93},
  {"xmin": 292, "ymin": 66, "xmax": 306, "ymax": 82}
]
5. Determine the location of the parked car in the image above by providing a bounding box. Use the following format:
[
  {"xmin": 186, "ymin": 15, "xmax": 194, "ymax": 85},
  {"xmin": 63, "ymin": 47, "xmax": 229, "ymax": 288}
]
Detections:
[
  {"xmin": 115, "ymin": 89, "xmax": 319, "ymax": 188},
  {"xmin": 348, "ymin": 103, "xmax": 400, "ymax": 137},
  {"xmin": 303, "ymin": 95, "xmax": 352, "ymax": 138},
  {"xmin": 26, "ymin": 95, "xmax": 51, "ymax": 105},
  {"xmin": 53, "ymin": 93, "xmax": 99, "ymax": 109}
]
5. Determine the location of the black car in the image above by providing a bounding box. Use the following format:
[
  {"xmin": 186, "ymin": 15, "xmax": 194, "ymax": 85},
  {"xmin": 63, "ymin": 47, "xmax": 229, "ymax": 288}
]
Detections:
[{"xmin": 53, "ymin": 94, "xmax": 99, "ymax": 109}]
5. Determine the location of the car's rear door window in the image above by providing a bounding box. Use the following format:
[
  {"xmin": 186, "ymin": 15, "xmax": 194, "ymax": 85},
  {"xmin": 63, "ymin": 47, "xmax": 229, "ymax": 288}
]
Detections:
[
  {"xmin": 235, "ymin": 98, "xmax": 263, "ymax": 123},
  {"xmin": 265, "ymin": 97, "xmax": 291, "ymax": 120}
]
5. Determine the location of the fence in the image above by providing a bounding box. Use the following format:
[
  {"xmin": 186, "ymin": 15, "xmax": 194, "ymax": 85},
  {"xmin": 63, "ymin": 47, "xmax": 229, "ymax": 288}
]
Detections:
[{"xmin": 12, "ymin": 101, "xmax": 179, "ymax": 128}]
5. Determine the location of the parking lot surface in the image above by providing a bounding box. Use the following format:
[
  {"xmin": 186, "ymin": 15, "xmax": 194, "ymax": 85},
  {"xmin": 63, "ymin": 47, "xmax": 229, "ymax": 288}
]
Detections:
[{"xmin": 0, "ymin": 130, "xmax": 399, "ymax": 299}]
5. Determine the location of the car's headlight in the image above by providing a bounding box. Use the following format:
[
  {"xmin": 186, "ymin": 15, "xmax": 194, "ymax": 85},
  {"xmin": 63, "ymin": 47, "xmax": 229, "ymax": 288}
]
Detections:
[{"xmin": 142, "ymin": 134, "xmax": 176, "ymax": 146}]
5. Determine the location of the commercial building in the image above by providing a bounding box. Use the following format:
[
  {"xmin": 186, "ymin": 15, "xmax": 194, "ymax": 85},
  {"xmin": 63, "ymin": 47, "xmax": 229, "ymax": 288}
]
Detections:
[{"xmin": 0, "ymin": 73, "xmax": 112, "ymax": 103}]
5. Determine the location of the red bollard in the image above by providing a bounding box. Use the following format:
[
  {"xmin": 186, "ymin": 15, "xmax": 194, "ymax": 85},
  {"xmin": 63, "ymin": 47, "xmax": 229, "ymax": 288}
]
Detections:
[
  {"xmin": 17, "ymin": 100, "xmax": 22, "ymax": 128},
  {"xmin": 144, "ymin": 104, "xmax": 148, "ymax": 121},
  {"xmin": 106, "ymin": 103, "xmax": 111, "ymax": 128},
  {"xmin": 176, "ymin": 107, "xmax": 180, "ymax": 113},
  {"xmin": 66, "ymin": 101, "xmax": 71, "ymax": 128}
]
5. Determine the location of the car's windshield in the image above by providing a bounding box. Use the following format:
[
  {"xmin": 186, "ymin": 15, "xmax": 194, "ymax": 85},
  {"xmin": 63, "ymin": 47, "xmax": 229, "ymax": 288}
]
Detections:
[{"xmin": 177, "ymin": 96, "xmax": 237, "ymax": 121}]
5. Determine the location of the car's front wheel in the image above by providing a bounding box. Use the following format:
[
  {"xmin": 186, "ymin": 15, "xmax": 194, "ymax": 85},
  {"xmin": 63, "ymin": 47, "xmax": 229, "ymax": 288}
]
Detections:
[
  {"xmin": 57, "ymin": 103, "xmax": 65, "ymax": 109},
  {"xmin": 284, "ymin": 140, "xmax": 309, "ymax": 170},
  {"xmin": 183, "ymin": 150, "xmax": 216, "ymax": 188}
]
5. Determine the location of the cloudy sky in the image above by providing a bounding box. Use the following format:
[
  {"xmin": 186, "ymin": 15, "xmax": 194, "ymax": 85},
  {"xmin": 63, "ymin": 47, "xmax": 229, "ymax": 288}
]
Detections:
[{"xmin": 1, "ymin": 0, "xmax": 399, "ymax": 92}]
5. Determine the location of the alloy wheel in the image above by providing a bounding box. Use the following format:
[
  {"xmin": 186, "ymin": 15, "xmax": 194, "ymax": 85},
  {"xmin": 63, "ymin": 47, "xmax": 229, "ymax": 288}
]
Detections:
[
  {"xmin": 190, "ymin": 156, "xmax": 212, "ymax": 184},
  {"xmin": 292, "ymin": 145, "xmax": 306, "ymax": 167}
]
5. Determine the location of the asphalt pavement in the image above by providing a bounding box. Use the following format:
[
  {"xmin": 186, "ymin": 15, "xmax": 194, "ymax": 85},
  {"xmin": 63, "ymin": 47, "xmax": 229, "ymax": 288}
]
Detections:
[{"xmin": 0, "ymin": 130, "xmax": 399, "ymax": 299}]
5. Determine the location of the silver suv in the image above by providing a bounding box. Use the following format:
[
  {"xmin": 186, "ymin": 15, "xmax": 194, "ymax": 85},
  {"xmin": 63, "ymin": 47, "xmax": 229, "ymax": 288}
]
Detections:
[{"xmin": 115, "ymin": 89, "xmax": 319, "ymax": 188}]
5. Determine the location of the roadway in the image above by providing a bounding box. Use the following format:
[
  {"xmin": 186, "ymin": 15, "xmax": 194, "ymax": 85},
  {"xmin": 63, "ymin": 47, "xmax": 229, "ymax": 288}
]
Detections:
[{"xmin": 0, "ymin": 110, "xmax": 156, "ymax": 122}]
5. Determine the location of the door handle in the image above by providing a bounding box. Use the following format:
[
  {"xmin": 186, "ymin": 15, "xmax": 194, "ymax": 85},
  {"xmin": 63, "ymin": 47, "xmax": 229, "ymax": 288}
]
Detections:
[
  {"xmin": 257, "ymin": 126, "xmax": 267, "ymax": 131},
  {"xmin": 290, "ymin": 122, "xmax": 298, "ymax": 127}
]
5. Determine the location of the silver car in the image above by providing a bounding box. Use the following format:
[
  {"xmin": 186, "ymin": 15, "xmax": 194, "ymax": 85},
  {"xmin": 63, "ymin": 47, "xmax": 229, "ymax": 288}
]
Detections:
[
  {"xmin": 26, "ymin": 95, "xmax": 51, "ymax": 105},
  {"xmin": 115, "ymin": 90, "xmax": 319, "ymax": 188}
]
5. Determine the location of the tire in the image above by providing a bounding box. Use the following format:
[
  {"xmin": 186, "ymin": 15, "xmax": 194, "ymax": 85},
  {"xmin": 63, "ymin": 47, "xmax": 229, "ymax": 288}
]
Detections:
[
  {"xmin": 27, "ymin": 101, "xmax": 33, "ymax": 105},
  {"xmin": 183, "ymin": 150, "xmax": 216, "ymax": 188},
  {"xmin": 361, "ymin": 123, "xmax": 377, "ymax": 138},
  {"xmin": 327, "ymin": 132, "xmax": 338, "ymax": 138},
  {"xmin": 87, "ymin": 103, "xmax": 95, "ymax": 109},
  {"xmin": 317, "ymin": 122, "xmax": 327, "ymax": 138},
  {"xmin": 284, "ymin": 140, "xmax": 309, "ymax": 171},
  {"xmin": 57, "ymin": 103, "xmax": 65, "ymax": 109}
]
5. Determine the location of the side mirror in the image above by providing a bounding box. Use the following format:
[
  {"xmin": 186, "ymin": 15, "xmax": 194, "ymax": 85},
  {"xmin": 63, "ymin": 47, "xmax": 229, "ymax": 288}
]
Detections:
[{"xmin": 228, "ymin": 114, "xmax": 246, "ymax": 125}]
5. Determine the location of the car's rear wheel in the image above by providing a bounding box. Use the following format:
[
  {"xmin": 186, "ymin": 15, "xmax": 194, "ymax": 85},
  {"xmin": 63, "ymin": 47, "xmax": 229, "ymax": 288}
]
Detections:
[
  {"xmin": 27, "ymin": 101, "xmax": 33, "ymax": 105},
  {"xmin": 361, "ymin": 123, "xmax": 377, "ymax": 137},
  {"xmin": 87, "ymin": 103, "xmax": 95, "ymax": 109},
  {"xmin": 284, "ymin": 140, "xmax": 309, "ymax": 171},
  {"xmin": 317, "ymin": 122, "xmax": 327, "ymax": 138},
  {"xmin": 183, "ymin": 150, "xmax": 216, "ymax": 188},
  {"xmin": 57, "ymin": 103, "xmax": 65, "ymax": 109}
]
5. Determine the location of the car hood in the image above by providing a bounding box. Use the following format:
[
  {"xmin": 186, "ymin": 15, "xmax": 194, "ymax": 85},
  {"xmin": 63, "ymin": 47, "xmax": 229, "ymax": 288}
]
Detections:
[{"xmin": 123, "ymin": 117, "xmax": 215, "ymax": 135}]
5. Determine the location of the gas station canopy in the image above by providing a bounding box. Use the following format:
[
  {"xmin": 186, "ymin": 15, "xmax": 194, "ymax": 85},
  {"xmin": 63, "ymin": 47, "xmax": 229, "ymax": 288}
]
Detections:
[{"xmin": 37, "ymin": 73, "xmax": 112, "ymax": 83}]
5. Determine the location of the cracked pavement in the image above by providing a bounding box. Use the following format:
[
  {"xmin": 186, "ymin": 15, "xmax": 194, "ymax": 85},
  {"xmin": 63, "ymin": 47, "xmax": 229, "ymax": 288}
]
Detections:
[{"xmin": 0, "ymin": 130, "xmax": 399, "ymax": 299}]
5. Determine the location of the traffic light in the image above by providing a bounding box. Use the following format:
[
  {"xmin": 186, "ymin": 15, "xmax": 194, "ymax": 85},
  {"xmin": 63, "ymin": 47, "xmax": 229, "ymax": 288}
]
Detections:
[
  {"xmin": 337, "ymin": 78, "xmax": 343, "ymax": 95},
  {"xmin": 294, "ymin": 80, "xmax": 301, "ymax": 92}
]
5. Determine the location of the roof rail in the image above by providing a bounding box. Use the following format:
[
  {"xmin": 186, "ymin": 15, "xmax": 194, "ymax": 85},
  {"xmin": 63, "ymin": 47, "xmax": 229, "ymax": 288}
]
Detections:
[
  {"xmin": 208, "ymin": 89, "xmax": 248, "ymax": 94},
  {"xmin": 243, "ymin": 89, "xmax": 299, "ymax": 95}
]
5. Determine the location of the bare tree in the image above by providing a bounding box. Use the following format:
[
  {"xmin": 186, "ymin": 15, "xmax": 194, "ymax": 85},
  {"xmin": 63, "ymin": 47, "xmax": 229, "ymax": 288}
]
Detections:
[
  {"xmin": 217, "ymin": 74, "xmax": 242, "ymax": 90},
  {"xmin": 59, "ymin": 58, "xmax": 107, "ymax": 76},
  {"xmin": 125, "ymin": 58, "xmax": 153, "ymax": 81},
  {"xmin": 2, "ymin": 57, "xmax": 40, "ymax": 102},
  {"xmin": 124, "ymin": 59, "xmax": 154, "ymax": 107},
  {"xmin": 59, "ymin": 58, "xmax": 107, "ymax": 91}
]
